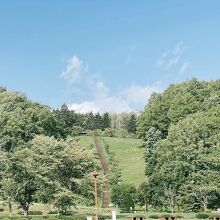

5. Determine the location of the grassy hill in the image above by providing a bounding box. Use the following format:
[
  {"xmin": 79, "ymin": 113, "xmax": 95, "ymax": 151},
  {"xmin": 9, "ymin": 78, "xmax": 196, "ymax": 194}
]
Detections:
[
  {"xmin": 79, "ymin": 136, "xmax": 145, "ymax": 186},
  {"xmin": 101, "ymin": 137, "xmax": 145, "ymax": 186},
  {"xmin": 78, "ymin": 135, "xmax": 94, "ymax": 150}
]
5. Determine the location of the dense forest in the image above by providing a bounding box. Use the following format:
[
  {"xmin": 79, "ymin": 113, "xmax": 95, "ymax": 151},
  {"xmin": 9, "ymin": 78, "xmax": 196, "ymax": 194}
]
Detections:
[
  {"xmin": 0, "ymin": 87, "xmax": 97, "ymax": 215},
  {"xmin": 137, "ymin": 78, "xmax": 220, "ymax": 212}
]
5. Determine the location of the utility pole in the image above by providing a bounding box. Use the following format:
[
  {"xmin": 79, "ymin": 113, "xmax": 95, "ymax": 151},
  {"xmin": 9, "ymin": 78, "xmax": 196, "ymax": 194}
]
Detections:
[{"xmin": 92, "ymin": 170, "xmax": 99, "ymax": 220}]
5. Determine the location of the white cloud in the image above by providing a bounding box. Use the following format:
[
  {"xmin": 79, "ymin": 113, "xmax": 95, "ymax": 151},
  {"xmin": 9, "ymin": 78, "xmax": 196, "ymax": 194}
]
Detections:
[
  {"xmin": 68, "ymin": 101, "xmax": 99, "ymax": 113},
  {"xmin": 68, "ymin": 96, "xmax": 132, "ymax": 114},
  {"xmin": 61, "ymin": 56, "xmax": 162, "ymax": 113},
  {"xmin": 120, "ymin": 84, "xmax": 162, "ymax": 105},
  {"xmin": 60, "ymin": 56, "xmax": 87, "ymax": 83},
  {"xmin": 67, "ymin": 83, "xmax": 161, "ymax": 113}
]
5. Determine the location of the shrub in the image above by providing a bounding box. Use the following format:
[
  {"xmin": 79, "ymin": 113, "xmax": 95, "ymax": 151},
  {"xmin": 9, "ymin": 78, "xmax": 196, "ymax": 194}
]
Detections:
[
  {"xmin": 176, "ymin": 215, "xmax": 184, "ymax": 219},
  {"xmin": 195, "ymin": 213, "xmax": 210, "ymax": 219},
  {"xmin": 52, "ymin": 191, "xmax": 75, "ymax": 215},
  {"xmin": 149, "ymin": 214, "xmax": 160, "ymax": 219},
  {"xmin": 104, "ymin": 128, "xmax": 115, "ymax": 137},
  {"xmin": 98, "ymin": 215, "xmax": 107, "ymax": 220},
  {"xmin": 48, "ymin": 211, "xmax": 58, "ymax": 215},
  {"xmin": 111, "ymin": 184, "xmax": 136, "ymax": 211},
  {"xmin": 29, "ymin": 211, "xmax": 43, "ymax": 215},
  {"xmin": 161, "ymin": 214, "xmax": 172, "ymax": 218}
]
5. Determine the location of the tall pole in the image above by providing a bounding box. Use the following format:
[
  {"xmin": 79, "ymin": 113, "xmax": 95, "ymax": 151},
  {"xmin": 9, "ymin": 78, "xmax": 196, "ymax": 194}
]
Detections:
[{"xmin": 92, "ymin": 170, "xmax": 99, "ymax": 220}]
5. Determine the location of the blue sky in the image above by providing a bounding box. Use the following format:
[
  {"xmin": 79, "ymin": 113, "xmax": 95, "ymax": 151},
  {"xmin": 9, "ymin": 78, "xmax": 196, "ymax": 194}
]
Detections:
[{"xmin": 0, "ymin": 0, "xmax": 220, "ymax": 113}]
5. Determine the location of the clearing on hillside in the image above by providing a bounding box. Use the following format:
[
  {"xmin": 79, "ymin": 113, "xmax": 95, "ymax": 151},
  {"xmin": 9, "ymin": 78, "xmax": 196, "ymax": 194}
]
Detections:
[
  {"xmin": 102, "ymin": 137, "xmax": 145, "ymax": 186},
  {"xmin": 78, "ymin": 135, "xmax": 94, "ymax": 150},
  {"xmin": 78, "ymin": 136, "xmax": 145, "ymax": 186}
]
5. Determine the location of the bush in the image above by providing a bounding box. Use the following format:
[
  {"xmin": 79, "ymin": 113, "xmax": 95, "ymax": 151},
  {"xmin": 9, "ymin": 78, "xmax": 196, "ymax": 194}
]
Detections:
[
  {"xmin": 111, "ymin": 184, "xmax": 136, "ymax": 211},
  {"xmin": 52, "ymin": 191, "xmax": 75, "ymax": 215},
  {"xmin": 176, "ymin": 215, "xmax": 184, "ymax": 219},
  {"xmin": 195, "ymin": 213, "xmax": 210, "ymax": 219},
  {"xmin": 149, "ymin": 214, "xmax": 160, "ymax": 219},
  {"xmin": 48, "ymin": 211, "xmax": 58, "ymax": 215},
  {"xmin": 98, "ymin": 215, "xmax": 107, "ymax": 220},
  {"xmin": 29, "ymin": 211, "xmax": 43, "ymax": 215},
  {"xmin": 104, "ymin": 128, "xmax": 115, "ymax": 137},
  {"xmin": 71, "ymin": 126, "xmax": 82, "ymax": 136},
  {"xmin": 161, "ymin": 214, "xmax": 172, "ymax": 218},
  {"xmin": 64, "ymin": 211, "xmax": 77, "ymax": 216}
]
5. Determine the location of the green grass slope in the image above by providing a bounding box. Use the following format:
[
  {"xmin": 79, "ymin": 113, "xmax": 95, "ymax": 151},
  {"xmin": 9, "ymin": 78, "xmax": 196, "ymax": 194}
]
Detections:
[
  {"xmin": 78, "ymin": 135, "xmax": 94, "ymax": 150},
  {"xmin": 102, "ymin": 137, "xmax": 145, "ymax": 186}
]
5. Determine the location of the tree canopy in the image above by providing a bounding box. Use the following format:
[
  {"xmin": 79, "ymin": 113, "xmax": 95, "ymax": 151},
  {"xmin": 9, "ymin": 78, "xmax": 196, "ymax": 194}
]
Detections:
[{"xmin": 138, "ymin": 79, "xmax": 220, "ymax": 211}]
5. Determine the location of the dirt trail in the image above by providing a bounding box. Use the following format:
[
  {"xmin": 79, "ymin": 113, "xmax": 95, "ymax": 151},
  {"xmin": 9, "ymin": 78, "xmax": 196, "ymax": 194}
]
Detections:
[{"xmin": 93, "ymin": 136, "xmax": 109, "ymax": 208}]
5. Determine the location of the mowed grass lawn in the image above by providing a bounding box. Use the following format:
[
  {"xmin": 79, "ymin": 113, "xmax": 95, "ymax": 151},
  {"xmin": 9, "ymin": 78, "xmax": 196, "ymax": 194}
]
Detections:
[{"xmin": 102, "ymin": 137, "xmax": 145, "ymax": 186}]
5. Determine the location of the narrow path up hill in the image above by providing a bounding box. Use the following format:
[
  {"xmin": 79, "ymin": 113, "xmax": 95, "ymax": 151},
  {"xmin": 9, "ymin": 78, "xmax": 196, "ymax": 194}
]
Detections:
[{"xmin": 93, "ymin": 136, "xmax": 109, "ymax": 208}]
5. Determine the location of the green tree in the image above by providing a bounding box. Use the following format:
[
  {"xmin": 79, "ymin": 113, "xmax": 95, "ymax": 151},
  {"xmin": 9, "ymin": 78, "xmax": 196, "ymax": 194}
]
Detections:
[
  {"xmin": 102, "ymin": 112, "xmax": 111, "ymax": 130},
  {"xmin": 29, "ymin": 135, "xmax": 96, "ymax": 205},
  {"xmin": 52, "ymin": 191, "xmax": 75, "ymax": 215},
  {"xmin": 94, "ymin": 113, "xmax": 103, "ymax": 129},
  {"xmin": 111, "ymin": 184, "xmax": 136, "ymax": 211},
  {"xmin": 137, "ymin": 79, "xmax": 220, "ymax": 139},
  {"xmin": 0, "ymin": 135, "xmax": 96, "ymax": 215},
  {"xmin": 144, "ymin": 127, "xmax": 162, "ymax": 176},
  {"xmin": 136, "ymin": 180, "xmax": 150, "ymax": 211},
  {"xmin": 0, "ymin": 148, "xmax": 38, "ymax": 216},
  {"xmin": 54, "ymin": 104, "xmax": 79, "ymax": 138},
  {"xmin": 0, "ymin": 91, "xmax": 61, "ymax": 150},
  {"xmin": 85, "ymin": 112, "xmax": 95, "ymax": 130},
  {"xmin": 147, "ymin": 107, "xmax": 220, "ymax": 211},
  {"xmin": 126, "ymin": 114, "xmax": 137, "ymax": 134}
]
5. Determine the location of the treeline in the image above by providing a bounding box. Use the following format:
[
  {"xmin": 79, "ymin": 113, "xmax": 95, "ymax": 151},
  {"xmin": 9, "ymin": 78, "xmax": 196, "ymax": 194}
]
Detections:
[
  {"xmin": 0, "ymin": 88, "xmax": 97, "ymax": 215},
  {"xmin": 54, "ymin": 105, "xmax": 138, "ymax": 138},
  {"xmin": 137, "ymin": 79, "xmax": 220, "ymax": 212}
]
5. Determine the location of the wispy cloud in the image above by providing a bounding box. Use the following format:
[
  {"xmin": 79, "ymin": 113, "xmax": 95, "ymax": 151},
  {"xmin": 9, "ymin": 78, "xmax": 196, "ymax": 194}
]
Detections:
[
  {"xmin": 61, "ymin": 56, "xmax": 162, "ymax": 113},
  {"xmin": 157, "ymin": 43, "xmax": 189, "ymax": 75},
  {"xmin": 179, "ymin": 61, "xmax": 189, "ymax": 75},
  {"xmin": 60, "ymin": 56, "xmax": 87, "ymax": 83}
]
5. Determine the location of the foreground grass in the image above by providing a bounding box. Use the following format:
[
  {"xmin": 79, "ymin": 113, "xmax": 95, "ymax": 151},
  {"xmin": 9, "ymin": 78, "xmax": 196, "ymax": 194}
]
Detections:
[
  {"xmin": 0, "ymin": 206, "xmax": 211, "ymax": 220},
  {"xmin": 0, "ymin": 202, "xmax": 217, "ymax": 220},
  {"xmin": 102, "ymin": 137, "xmax": 145, "ymax": 186}
]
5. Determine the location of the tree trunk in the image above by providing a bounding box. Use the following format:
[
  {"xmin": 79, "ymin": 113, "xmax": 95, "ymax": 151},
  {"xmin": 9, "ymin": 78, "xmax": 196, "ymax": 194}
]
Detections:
[
  {"xmin": 203, "ymin": 196, "xmax": 208, "ymax": 213},
  {"xmin": 22, "ymin": 204, "xmax": 29, "ymax": 216},
  {"xmin": 8, "ymin": 202, "xmax": 12, "ymax": 216},
  {"xmin": 171, "ymin": 207, "xmax": 174, "ymax": 215},
  {"xmin": 203, "ymin": 202, "xmax": 207, "ymax": 213},
  {"xmin": 145, "ymin": 201, "xmax": 148, "ymax": 212}
]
